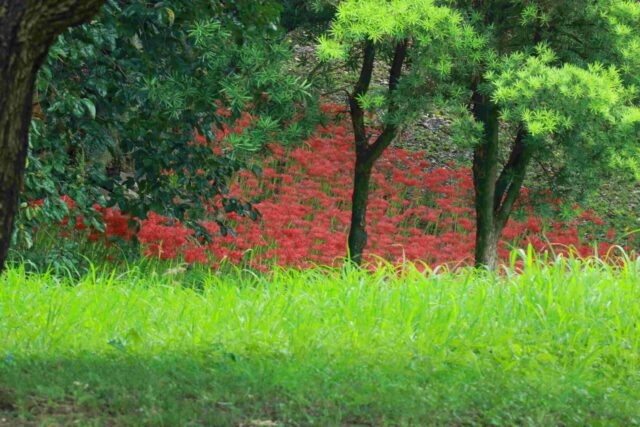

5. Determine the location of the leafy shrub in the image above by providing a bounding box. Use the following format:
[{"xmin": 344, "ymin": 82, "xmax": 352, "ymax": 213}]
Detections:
[{"xmin": 17, "ymin": 0, "xmax": 317, "ymax": 252}]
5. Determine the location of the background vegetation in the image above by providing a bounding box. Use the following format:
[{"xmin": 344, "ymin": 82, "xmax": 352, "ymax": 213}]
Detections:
[
  {"xmin": 1, "ymin": 0, "xmax": 640, "ymax": 425},
  {"xmin": 8, "ymin": 0, "xmax": 640, "ymax": 273}
]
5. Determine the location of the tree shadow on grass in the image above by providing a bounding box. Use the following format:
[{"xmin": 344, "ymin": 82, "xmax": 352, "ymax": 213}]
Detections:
[
  {"xmin": 0, "ymin": 351, "xmax": 637, "ymax": 426},
  {"xmin": 0, "ymin": 352, "xmax": 286, "ymax": 426}
]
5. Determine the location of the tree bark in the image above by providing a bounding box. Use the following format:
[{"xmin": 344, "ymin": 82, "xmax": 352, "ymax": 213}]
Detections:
[
  {"xmin": 0, "ymin": 0, "xmax": 105, "ymax": 273},
  {"xmin": 493, "ymin": 128, "xmax": 531, "ymax": 233},
  {"xmin": 472, "ymin": 94, "xmax": 532, "ymax": 270},
  {"xmin": 471, "ymin": 89, "xmax": 501, "ymax": 270},
  {"xmin": 346, "ymin": 40, "xmax": 375, "ymax": 265},
  {"xmin": 348, "ymin": 160, "xmax": 374, "ymax": 264},
  {"xmin": 470, "ymin": 11, "xmax": 542, "ymax": 270},
  {"xmin": 347, "ymin": 39, "xmax": 408, "ymax": 265}
]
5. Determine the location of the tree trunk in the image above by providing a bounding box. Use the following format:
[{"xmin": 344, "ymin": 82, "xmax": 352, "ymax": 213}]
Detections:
[
  {"xmin": 346, "ymin": 39, "xmax": 408, "ymax": 265},
  {"xmin": 493, "ymin": 128, "xmax": 531, "ymax": 234},
  {"xmin": 348, "ymin": 158, "xmax": 373, "ymax": 264},
  {"xmin": 472, "ymin": 90, "xmax": 533, "ymax": 269},
  {"xmin": 0, "ymin": 0, "xmax": 105, "ymax": 274},
  {"xmin": 471, "ymin": 90, "xmax": 501, "ymax": 270}
]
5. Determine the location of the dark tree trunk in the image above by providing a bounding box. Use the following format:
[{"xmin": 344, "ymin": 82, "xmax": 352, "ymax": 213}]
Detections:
[
  {"xmin": 471, "ymin": 90, "xmax": 501, "ymax": 270},
  {"xmin": 472, "ymin": 88, "xmax": 532, "ymax": 270},
  {"xmin": 347, "ymin": 38, "xmax": 408, "ymax": 265},
  {"xmin": 493, "ymin": 127, "xmax": 531, "ymax": 235},
  {"xmin": 470, "ymin": 15, "xmax": 541, "ymax": 270},
  {"xmin": 0, "ymin": 0, "xmax": 105, "ymax": 274},
  {"xmin": 348, "ymin": 160, "xmax": 373, "ymax": 264},
  {"xmin": 346, "ymin": 40, "xmax": 375, "ymax": 265}
]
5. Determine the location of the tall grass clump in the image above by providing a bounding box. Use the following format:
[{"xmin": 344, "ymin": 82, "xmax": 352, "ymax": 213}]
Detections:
[{"xmin": 1, "ymin": 255, "xmax": 639, "ymax": 425}]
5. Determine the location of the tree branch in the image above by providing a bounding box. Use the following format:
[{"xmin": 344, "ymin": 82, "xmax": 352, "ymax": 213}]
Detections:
[
  {"xmin": 494, "ymin": 133, "xmax": 532, "ymax": 231},
  {"xmin": 365, "ymin": 38, "xmax": 409, "ymax": 164},
  {"xmin": 348, "ymin": 39, "xmax": 375, "ymax": 155},
  {"xmin": 39, "ymin": 0, "xmax": 105, "ymax": 31},
  {"xmin": 494, "ymin": 125, "xmax": 526, "ymax": 211}
]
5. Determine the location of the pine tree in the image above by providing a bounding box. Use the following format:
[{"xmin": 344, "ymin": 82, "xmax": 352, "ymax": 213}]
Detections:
[
  {"xmin": 449, "ymin": 0, "xmax": 640, "ymax": 268},
  {"xmin": 318, "ymin": 0, "xmax": 473, "ymax": 264}
]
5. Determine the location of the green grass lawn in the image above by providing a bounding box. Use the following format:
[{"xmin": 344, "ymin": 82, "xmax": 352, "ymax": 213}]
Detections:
[{"xmin": 1, "ymin": 256, "xmax": 640, "ymax": 426}]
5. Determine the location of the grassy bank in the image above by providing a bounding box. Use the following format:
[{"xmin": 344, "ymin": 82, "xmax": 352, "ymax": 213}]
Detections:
[{"xmin": 1, "ymin": 256, "xmax": 640, "ymax": 426}]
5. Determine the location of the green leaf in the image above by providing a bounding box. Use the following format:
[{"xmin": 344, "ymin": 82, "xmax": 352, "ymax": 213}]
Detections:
[{"xmin": 81, "ymin": 99, "xmax": 96, "ymax": 119}]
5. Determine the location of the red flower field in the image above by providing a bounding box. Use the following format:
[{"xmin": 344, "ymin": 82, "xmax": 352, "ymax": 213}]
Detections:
[{"xmin": 120, "ymin": 107, "xmax": 627, "ymax": 270}]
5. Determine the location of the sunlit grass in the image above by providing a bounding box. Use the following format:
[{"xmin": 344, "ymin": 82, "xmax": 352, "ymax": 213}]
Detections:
[{"xmin": 1, "ymin": 253, "xmax": 640, "ymax": 425}]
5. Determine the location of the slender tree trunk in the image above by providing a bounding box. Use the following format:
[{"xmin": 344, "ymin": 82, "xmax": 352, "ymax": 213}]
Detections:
[
  {"xmin": 348, "ymin": 159, "xmax": 373, "ymax": 264},
  {"xmin": 346, "ymin": 39, "xmax": 375, "ymax": 265},
  {"xmin": 0, "ymin": 0, "xmax": 105, "ymax": 274},
  {"xmin": 493, "ymin": 128, "xmax": 531, "ymax": 235},
  {"xmin": 469, "ymin": 11, "xmax": 542, "ymax": 270},
  {"xmin": 471, "ymin": 91, "xmax": 501, "ymax": 270},
  {"xmin": 472, "ymin": 88, "xmax": 532, "ymax": 269},
  {"xmin": 346, "ymin": 39, "xmax": 408, "ymax": 265}
]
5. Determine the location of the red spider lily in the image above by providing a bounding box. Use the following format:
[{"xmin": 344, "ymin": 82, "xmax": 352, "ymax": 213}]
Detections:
[{"xmin": 43, "ymin": 104, "xmax": 635, "ymax": 270}]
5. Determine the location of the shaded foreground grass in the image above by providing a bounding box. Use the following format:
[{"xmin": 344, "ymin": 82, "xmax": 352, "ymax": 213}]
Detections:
[{"xmin": 1, "ymin": 256, "xmax": 640, "ymax": 426}]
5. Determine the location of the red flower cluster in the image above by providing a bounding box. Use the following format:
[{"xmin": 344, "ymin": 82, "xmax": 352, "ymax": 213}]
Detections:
[
  {"xmin": 137, "ymin": 212, "xmax": 196, "ymax": 259},
  {"xmin": 129, "ymin": 111, "xmax": 627, "ymax": 269},
  {"xmin": 41, "ymin": 105, "xmax": 629, "ymax": 269},
  {"xmin": 71, "ymin": 205, "xmax": 134, "ymax": 242}
]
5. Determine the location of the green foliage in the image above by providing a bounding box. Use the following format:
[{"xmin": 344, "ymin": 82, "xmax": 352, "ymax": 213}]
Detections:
[
  {"xmin": 17, "ymin": 0, "xmax": 316, "ymax": 252},
  {"xmin": 318, "ymin": 0, "xmax": 463, "ymax": 57},
  {"xmin": 330, "ymin": 0, "xmax": 460, "ymax": 41},
  {"xmin": 2, "ymin": 257, "xmax": 640, "ymax": 424},
  {"xmin": 318, "ymin": 0, "xmax": 472, "ymax": 127},
  {"xmin": 280, "ymin": 0, "xmax": 337, "ymax": 31},
  {"xmin": 606, "ymin": 0, "xmax": 640, "ymax": 86},
  {"xmin": 437, "ymin": 0, "xmax": 640, "ymax": 207},
  {"xmin": 491, "ymin": 48, "xmax": 626, "ymax": 136},
  {"xmin": 595, "ymin": 1, "xmax": 640, "ymax": 181}
]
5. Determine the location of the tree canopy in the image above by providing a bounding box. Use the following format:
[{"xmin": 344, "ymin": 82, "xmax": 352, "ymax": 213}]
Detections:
[{"xmin": 16, "ymin": 0, "xmax": 317, "ymax": 255}]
